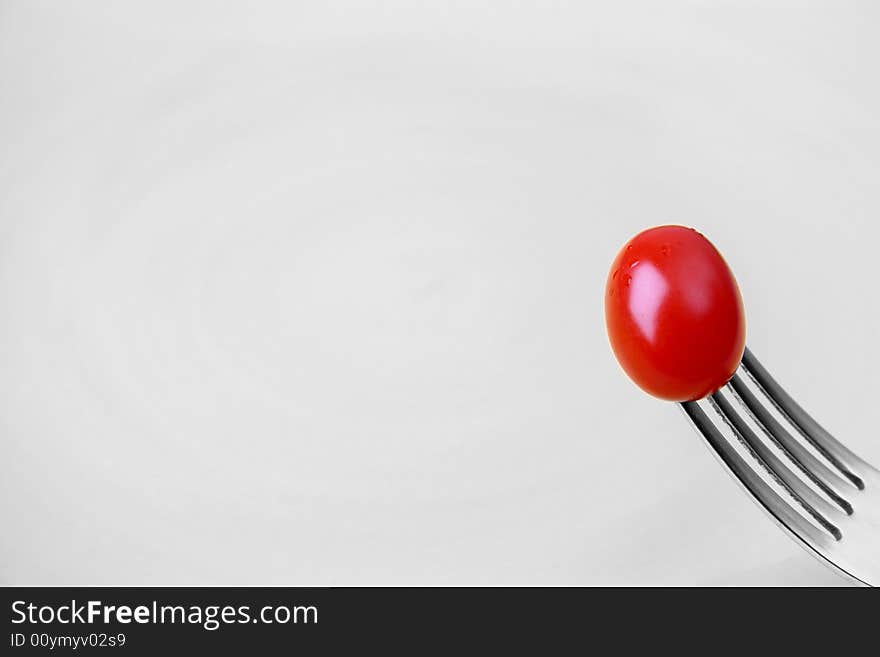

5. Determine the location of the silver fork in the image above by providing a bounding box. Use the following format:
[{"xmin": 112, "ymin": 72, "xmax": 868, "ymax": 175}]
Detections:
[{"xmin": 680, "ymin": 347, "xmax": 880, "ymax": 586}]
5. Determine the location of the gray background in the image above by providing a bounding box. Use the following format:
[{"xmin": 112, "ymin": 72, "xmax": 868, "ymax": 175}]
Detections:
[{"xmin": 2, "ymin": 1, "xmax": 878, "ymax": 585}]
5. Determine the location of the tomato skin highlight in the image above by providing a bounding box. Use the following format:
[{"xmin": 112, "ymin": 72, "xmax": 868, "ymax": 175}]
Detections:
[{"xmin": 605, "ymin": 225, "xmax": 746, "ymax": 402}]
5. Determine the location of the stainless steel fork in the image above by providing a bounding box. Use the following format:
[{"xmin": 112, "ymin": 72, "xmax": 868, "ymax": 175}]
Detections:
[{"xmin": 680, "ymin": 347, "xmax": 880, "ymax": 586}]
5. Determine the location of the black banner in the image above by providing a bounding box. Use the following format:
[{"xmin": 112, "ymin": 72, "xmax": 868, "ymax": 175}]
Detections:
[{"xmin": 0, "ymin": 587, "xmax": 870, "ymax": 653}]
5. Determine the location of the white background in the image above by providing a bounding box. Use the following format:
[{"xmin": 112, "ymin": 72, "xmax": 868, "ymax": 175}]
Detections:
[{"xmin": 2, "ymin": 1, "xmax": 878, "ymax": 585}]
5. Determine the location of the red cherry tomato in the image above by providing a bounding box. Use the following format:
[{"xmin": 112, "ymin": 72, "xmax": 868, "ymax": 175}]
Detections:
[{"xmin": 605, "ymin": 225, "xmax": 746, "ymax": 402}]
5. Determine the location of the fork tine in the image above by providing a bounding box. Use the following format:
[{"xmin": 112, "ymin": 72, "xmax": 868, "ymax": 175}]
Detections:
[
  {"xmin": 728, "ymin": 372, "xmax": 858, "ymax": 508},
  {"xmin": 680, "ymin": 400, "xmax": 837, "ymax": 548},
  {"xmin": 741, "ymin": 347, "xmax": 866, "ymax": 489},
  {"xmin": 711, "ymin": 387, "xmax": 846, "ymax": 532}
]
